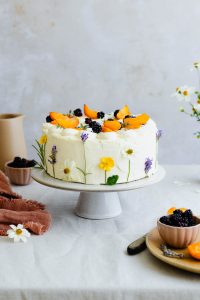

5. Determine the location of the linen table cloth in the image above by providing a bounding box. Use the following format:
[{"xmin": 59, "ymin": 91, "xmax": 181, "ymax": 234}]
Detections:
[{"xmin": 0, "ymin": 165, "xmax": 200, "ymax": 300}]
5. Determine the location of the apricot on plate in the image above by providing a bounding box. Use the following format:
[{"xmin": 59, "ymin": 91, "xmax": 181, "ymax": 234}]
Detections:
[
  {"xmin": 188, "ymin": 242, "xmax": 200, "ymax": 260},
  {"xmin": 84, "ymin": 104, "xmax": 98, "ymax": 119},
  {"xmin": 116, "ymin": 105, "xmax": 131, "ymax": 120},
  {"xmin": 103, "ymin": 120, "xmax": 121, "ymax": 131}
]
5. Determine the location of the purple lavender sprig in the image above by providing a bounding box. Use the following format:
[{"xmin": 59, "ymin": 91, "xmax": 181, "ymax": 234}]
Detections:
[
  {"xmin": 156, "ymin": 129, "xmax": 163, "ymax": 141},
  {"xmin": 81, "ymin": 132, "xmax": 89, "ymax": 143},
  {"xmin": 144, "ymin": 158, "xmax": 153, "ymax": 174},
  {"xmin": 48, "ymin": 145, "xmax": 57, "ymax": 177}
]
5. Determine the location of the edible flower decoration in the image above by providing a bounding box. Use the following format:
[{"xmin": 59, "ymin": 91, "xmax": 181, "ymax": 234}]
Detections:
[
  {"xmin": 156, "ymin": 129, "xmax": 162, "ymax": 141},
  {"xmin": 7, "ymin": 224, "xmax": 30, "ymax": 243},
  {"xmin": 81, "ymin": 131, "xmax": 89, "ymax": 142},
  {"xmin": 144, "ymin": 158, "xmax": 153, "ymax": 175},
  {"xmin": 122, "ymin": 148, "xmax": 135, "ymax": 159},
  {"xmin": 63, "ymin": 160, "xmax": 76, "ymax": 181},
  {"xmin": 48, "ymin": 145, "xmax": 57, "ymax": 178},
  {"xmin": 122, "ymin": 148, "xmax": 135, "ymax": 182},
  {"xmin": 99, "ymin": 157, "xmax": 115, "ymax": 184},
  {"xmin": 33, "ymin": 136, "xmax": 47, "ymax": 170},
  {"xmin": 39, "ymin": 134, "xmax": 47, "ymax": 145}
]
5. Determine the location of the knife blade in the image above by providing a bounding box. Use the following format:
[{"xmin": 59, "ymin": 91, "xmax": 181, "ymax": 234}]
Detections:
[{"xmin": 127, "ymin": 234, "xmax": 147, "ymax": 255}]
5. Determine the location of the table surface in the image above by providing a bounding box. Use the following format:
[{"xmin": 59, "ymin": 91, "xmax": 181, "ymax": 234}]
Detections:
[{"xmin": 1, "ymin": 165, "xmax": 200, "ymax": 300}]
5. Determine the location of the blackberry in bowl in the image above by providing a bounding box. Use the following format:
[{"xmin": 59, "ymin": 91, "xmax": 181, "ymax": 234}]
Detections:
[
  {"xmin": 157, "ymin": 209, "xmax": 200, "ymax": 248},
  {"xmin": 5, "ymin": 157, "xmax": 36, "ymax": 185}
]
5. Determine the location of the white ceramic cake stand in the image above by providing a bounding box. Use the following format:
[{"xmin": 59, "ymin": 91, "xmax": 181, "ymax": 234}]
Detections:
[{"xmin": 32, "ymin": 165, "xmax": 165, "ymax": 220}]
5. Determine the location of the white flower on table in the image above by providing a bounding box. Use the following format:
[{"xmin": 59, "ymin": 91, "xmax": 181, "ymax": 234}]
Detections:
[
  {"xmin": 62, "ymin": 160, "xmax": 76, "ymax": 181},
  {"xmin": 7, "ymin": 224, "xmax": 30, "ymax": 243},
  {"xmin": 173, "ymin": 86, "xmax": 195, "ymax": 102}
]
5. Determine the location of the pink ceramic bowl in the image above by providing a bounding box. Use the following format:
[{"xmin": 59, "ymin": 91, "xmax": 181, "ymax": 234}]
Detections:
[
  {"xmin": 157, "ymin": 217, "xmax": 200, "ymax": 249},
  {"xmin": 4, "ymin": 161, "xmax": 32, "ymax": 185}
]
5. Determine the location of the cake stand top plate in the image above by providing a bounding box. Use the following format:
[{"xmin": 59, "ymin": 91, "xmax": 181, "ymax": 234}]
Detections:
[{"xmin": 32, "ymin": 165, "xmax": 165, "ymax": 192}]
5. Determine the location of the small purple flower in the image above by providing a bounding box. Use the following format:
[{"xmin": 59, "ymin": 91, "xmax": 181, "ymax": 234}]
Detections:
[
  {"xmin": 156, "ymin": 129, "xmax": 162, "ymax": 141},
  {"xmin": 144, "ymin": 158, "xmax": 153, "ymax": 174},
  {"xmin": 48, "ymin": 145, "xmax": 57, "ymax": 164},
  {"xmin": 81, "ymin": 132, "xmax": 89, "ymax": 143}
]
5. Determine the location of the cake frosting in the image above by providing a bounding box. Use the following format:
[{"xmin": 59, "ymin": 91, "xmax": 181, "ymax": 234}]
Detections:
[{"xmin": 36, "ymin": 105, "xmax": 160, "ymax": 185}]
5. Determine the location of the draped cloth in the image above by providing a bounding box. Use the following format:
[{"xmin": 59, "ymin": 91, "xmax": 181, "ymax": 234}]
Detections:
[{"xmin": 0, "ymin": 170, "xmax": 51, "ymax": 235}]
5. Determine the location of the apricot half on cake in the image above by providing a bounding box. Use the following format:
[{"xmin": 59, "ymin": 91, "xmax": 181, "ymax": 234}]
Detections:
[
  {"xmin": 115, "ymin": 105, "xmax": 131, "ymax": 119},
  {"xmin": 136, "ymin": 113, "xmax": 150, "ymax": 125},
  {"xmin": 123, "ymin": 117, "xmax": 141, "ymax": 129},
  {"xmin": 50, "ymin": 112, "xmax": 65, "ymax": 121},
  {"xmin": 53, "ymin": 116, "xmax": 79, "ymax": 128},
  {"xmin": 84, "ymin": 104, "xmax": 98, "ymax": 119},
  {"xmin": 103, "ymin": 120, "xmax": 121, "ymax": 131},
  {"xmin": 102, "ymin": 126, "xmax": 113, "ymax": 132}
]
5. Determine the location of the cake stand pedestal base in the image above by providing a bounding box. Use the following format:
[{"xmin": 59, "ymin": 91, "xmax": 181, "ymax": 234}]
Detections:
[{"xmin": 75, "ymin": 192, "xmax": 121, "ymax": 219}]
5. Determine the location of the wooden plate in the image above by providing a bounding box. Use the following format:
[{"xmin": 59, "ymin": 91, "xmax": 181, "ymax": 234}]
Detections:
[{"xmin": 146, "ymin": 227, "xmax": 200, "ymax": 274}]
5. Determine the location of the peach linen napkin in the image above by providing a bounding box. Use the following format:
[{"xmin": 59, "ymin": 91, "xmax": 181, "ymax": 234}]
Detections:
[{"xmin": 0, "ymin": 170, "xmax": 51, "ymax": 235}]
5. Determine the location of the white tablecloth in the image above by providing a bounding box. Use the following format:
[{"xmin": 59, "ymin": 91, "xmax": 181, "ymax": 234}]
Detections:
[{"xmin": 1, "ymin": 165, "xmax": 200, "ymax": 300}]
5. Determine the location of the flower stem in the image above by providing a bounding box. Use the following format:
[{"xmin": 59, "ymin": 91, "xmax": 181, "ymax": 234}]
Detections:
[
  {"xmin": 44, "ymin": 144, "xmax": 48, "ymax": 172},
  {"xmin": 196, "ymin": 69, "xmax": 200, "ymax": 91},
  {"xmin": 126, "ymin": 159, "xmax": 131, "ymax": 182},
  {"xmin": 105, "ymin": 171, "xmax": 107, "ymax": 184},
  {"xmin": 52, "ymin": 164, "xmax": 55, "ymax": 178},
  {"xmin": 83, "ymin": 145, "xmax": 86, "ymax": 184}
]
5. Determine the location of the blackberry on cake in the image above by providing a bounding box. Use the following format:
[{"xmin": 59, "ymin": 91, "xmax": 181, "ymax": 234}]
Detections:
[
  {"xmin": 73, "ymin": 108, "xmax": 83, "ymax": 117},
  {"xmin": 46, "ymin": 115, "xmax": 52, "ymax": 123},
  {"xmin": 114, "ymin": 109, "xmax": 119, "ymax": 118},
  {"xmin": 85, "ymin": 118, "xmax": 92, "ymax": 125},
  {"xmin": 97, "ymin": 111, "xmax": 105, "ymax": 119},
  {"xmin": 91, "ymin": 121, "xmax": 102, "ymax": 133}
]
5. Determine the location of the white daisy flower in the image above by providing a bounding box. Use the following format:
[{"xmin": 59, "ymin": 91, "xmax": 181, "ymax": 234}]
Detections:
[
  {"xmin": 173, "ymin": 86, "xmax": 195, "ymax": 102},
  {"xmin": 191, "ymin": 61, "xmax": 200, "ymax": 71},
  {"xmin": 122, "ymin": 148, "xmax": 135, "ymax": 160},
  {"xmin": 193, "ymin": 104, "xmax": 200, "ymax": 113},
  {"xmin": 62, "ymin": 160, "xmax": 76, "ymax": 181},
  {"xmin": 7, "ymin": 224, "xmax": 30, "ymax": 243}
]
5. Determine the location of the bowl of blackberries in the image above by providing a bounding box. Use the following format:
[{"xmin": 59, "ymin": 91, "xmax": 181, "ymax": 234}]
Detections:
[
  {"xmin": 157, "ymin": 209, "xmax": 200, "ymax": 248},
  {"xmin": 4, "ymin": 157, "xmax": 36, "ymax": 185}
]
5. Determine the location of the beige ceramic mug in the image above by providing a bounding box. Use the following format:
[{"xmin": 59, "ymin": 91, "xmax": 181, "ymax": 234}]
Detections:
[{"xmin": 0, "ymin": 113, "xmax": 27, "ymax": 171}]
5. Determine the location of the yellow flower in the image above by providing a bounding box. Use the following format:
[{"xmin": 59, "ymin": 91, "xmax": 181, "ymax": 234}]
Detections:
[
  {"xmin": 99, "ymin": 157, "xmax": 114, "ymax": 171},
  {"xmin": 39, "ymin": 134, "xmax": 47, "ymax": 145}
]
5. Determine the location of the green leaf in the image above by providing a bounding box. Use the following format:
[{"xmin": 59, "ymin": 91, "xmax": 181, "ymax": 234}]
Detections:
[{"xmin": 106, "ymin": 175, "xmax": 119, "ymax": 185}]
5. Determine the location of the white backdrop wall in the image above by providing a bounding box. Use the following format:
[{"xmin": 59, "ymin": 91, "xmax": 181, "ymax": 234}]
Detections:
[{"xmin": 0, "ymin": 0, "xmax": 200, "ymax": 163}]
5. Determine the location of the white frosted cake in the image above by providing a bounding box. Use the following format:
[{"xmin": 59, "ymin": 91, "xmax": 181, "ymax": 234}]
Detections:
[{"xmin": 36, "ymin": 105, "xmax": 161, "ymax": 185}]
